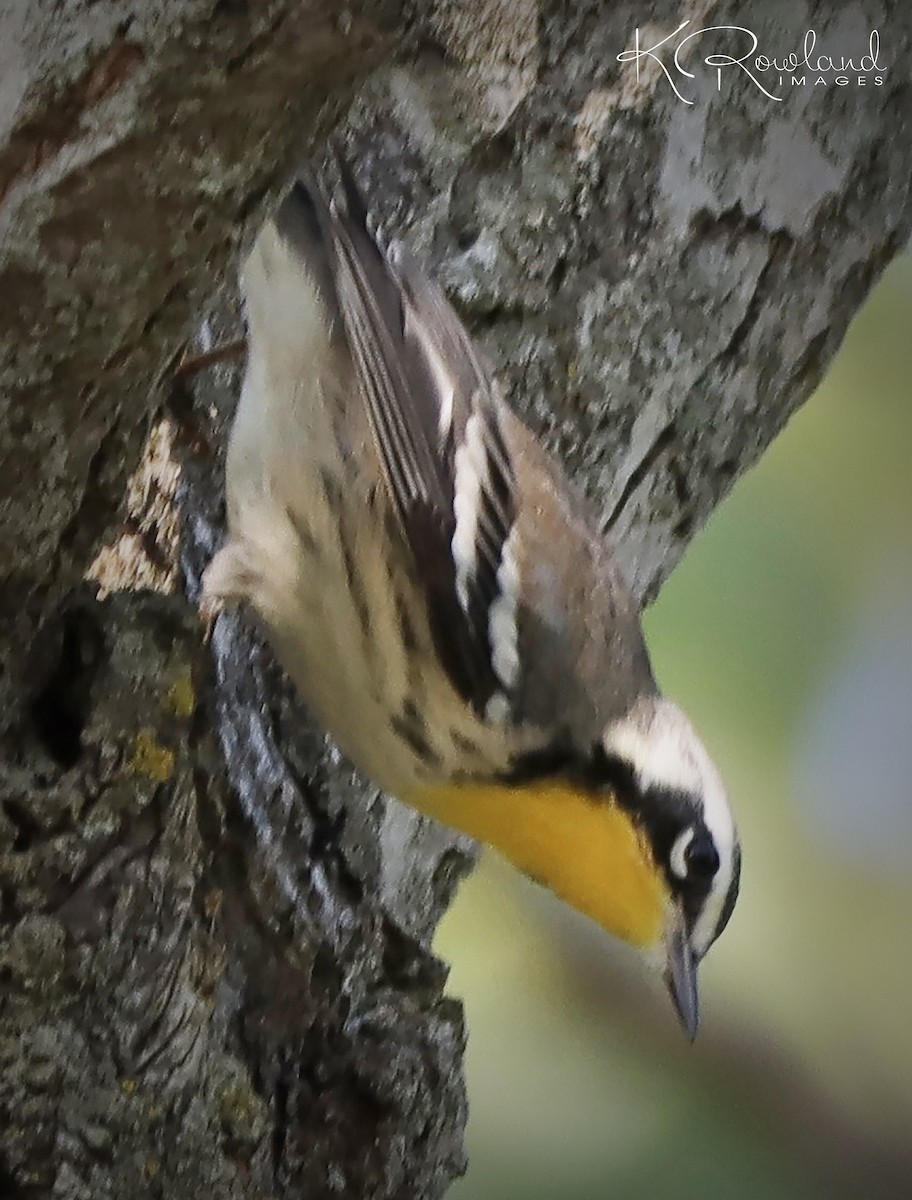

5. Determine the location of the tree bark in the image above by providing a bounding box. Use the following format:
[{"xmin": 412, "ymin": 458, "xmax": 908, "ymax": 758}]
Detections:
[{"xmin": 1, "ymin": 2, "xmax": 910, "ymax": 1198}]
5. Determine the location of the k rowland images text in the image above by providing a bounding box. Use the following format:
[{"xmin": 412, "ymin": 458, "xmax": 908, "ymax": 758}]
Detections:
[{"xmin": 618, "ymin": 23, "xmax": 885, "ymax": 105}]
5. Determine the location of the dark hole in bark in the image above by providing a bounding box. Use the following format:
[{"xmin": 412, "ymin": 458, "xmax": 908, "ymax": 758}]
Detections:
[
  {"xmin": 28, "ymin": 604, "xmax": 106, "ymax": 769},
  {"xmin": 0, "ymin": 1155, "xmax": 44, "ymax": 1198}
]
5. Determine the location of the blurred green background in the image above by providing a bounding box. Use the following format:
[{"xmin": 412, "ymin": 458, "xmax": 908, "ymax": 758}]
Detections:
[{"xmin": 435, "ymin": 254, "xmax": 912, "ymax": 1200}]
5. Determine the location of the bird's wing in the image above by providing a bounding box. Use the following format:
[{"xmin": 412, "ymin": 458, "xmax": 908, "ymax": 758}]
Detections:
[{"xmin": 274, "ymin": 163, "xmax": 520, "ymax": 719}]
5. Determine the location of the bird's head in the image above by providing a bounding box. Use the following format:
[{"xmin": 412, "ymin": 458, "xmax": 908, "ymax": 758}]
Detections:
[
  {"xmin": 592, "ymin": 694, "xmax": 740, "ymax": 1038},
  {"xmin": 410, "ymin": 697, "xmax": 739, "ymax": 1039}
]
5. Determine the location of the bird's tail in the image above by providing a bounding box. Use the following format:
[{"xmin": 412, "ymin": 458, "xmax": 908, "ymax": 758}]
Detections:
[{"xmin": 240, "ymin": 171, "xmax": 340, "ymax": 381}]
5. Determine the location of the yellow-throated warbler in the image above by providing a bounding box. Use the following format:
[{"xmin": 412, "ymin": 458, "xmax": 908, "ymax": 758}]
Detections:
[{"xmin": 201, "ymin": 160, "xmax": 740, "ymax": 1037}]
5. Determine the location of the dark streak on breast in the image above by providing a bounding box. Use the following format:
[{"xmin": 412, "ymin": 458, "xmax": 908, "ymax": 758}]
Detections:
[
  {"xmin": 390, "ymin": 708, "xmax": 441, "ymax": 768},
  {"xmin": 290, "ymin": 509, "xmax": 321, "ymax": 559},
  {"xmin": 320, "ymin": 466, "xmax": 344, "ymax": 512},
  {"xmin": 448, "ymin": 729, "xmax": 482, "ymax": 757},
  {"xmin": 394, "ymin": 589, "xmax": 418, "ymax": 656},
  {"xmin": 339, "ymin": 536, "xmax": 372, "ymax": 640}
]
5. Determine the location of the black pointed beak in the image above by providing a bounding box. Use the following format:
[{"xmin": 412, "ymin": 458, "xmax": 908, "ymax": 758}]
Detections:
[{"xmin": 664, "ymin": 912, "xmax": 699, "ymax": 1041}]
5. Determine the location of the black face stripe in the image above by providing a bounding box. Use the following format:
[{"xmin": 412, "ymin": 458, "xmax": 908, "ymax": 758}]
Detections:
[
  {"xmin": 576, "ymin": 744, "xmax": 639, "ymax": 796},
  {"xmin": 557, "ymin": 744, "xmax": 723, "ymax": 922},
  {"xmin": 502, "ymin": 741, "xmax": 662, "ymax": 809},
  {"xmin": 499, "ymin": 738, "xmax": 576, "ymax": 785},
  {"xmin": 498, "ymin": 740, "xmax": 735, "ymax": 948},
  {"xmin": 634, "ymin": 786, "xmax": 719, "ymax": 914},
  {"xmin": 714, "ymin": 840, "xmax": 741, "ymax": 941}
]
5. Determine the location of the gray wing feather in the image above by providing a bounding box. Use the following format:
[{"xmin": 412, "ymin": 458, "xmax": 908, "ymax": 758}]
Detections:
[{"xmin": 274, "ymin": 163, "xmax": 518, "ymax": 717}]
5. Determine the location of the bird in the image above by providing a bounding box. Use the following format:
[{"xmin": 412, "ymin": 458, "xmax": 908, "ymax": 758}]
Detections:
[{"xmin": 201, "ymin": 157, "xmax": 741, "ymax": 1038}]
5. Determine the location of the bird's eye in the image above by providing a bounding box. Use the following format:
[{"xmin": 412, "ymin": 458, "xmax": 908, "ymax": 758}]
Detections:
[
  {"xmin": 685, "ymin": 831, "xmax": 720, "ymax": 881},
  {"xmin": 669, "ymin": 827, "xmax": 720, "ymax": 883}
]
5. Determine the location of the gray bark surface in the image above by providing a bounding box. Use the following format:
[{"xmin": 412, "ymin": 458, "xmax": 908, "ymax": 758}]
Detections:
[{"xmin": 1, "ymin": 2, "xmax": 910, "ymax": 1197}]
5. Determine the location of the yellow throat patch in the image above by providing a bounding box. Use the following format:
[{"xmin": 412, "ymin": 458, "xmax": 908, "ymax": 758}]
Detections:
[{"xmin": 413, "ymin": 777, "xmax": 668, "ymax": 947}]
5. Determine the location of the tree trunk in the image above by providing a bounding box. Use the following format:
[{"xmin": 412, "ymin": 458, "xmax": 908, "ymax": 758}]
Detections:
[{"xmin": 1, "ymin": 2, "xmax": 910, "ymax": 1197}]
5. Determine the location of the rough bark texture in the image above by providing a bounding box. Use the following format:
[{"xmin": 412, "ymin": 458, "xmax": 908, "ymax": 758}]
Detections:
[{"xmin": 1, "ymin": 1, "xmax": 910, "ymax": 1198}]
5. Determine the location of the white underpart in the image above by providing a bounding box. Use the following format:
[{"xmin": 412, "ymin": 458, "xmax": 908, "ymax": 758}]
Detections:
[
  {"xmin": 452, "ymin": 411, "xmax": 488, "ymax": 612},
  {"xmin": 603, "ymin": 695, "xmax": 738, "ymax": 957}
]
